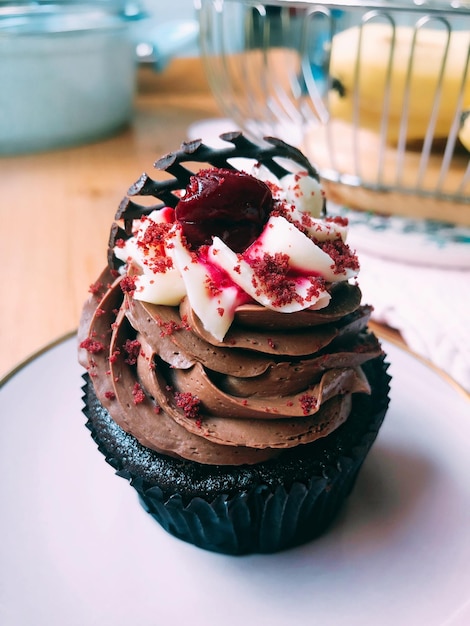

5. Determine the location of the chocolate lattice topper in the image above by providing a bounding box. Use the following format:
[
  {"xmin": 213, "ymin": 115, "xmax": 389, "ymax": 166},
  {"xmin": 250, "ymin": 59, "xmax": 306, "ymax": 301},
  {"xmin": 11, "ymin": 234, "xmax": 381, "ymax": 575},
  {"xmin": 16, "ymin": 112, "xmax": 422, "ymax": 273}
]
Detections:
[{"xmin": 109, "ymin": 132, "xmax": 322, "ymax": 266}]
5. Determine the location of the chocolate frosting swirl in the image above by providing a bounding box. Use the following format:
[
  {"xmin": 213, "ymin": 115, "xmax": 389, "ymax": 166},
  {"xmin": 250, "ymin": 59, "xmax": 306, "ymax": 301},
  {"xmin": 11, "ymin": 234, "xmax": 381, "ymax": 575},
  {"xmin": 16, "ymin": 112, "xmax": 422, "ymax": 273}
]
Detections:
[{"xmin": 78, "ymin": 268, "xmax": 383, "ymax": 465}]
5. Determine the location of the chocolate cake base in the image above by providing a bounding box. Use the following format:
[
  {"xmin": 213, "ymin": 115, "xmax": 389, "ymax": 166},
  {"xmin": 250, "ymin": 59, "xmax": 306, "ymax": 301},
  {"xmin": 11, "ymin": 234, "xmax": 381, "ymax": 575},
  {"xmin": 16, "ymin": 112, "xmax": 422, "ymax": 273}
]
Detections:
[{"xmin": 81, "ymin": 357, "xmax": 390, "ymax": 555}]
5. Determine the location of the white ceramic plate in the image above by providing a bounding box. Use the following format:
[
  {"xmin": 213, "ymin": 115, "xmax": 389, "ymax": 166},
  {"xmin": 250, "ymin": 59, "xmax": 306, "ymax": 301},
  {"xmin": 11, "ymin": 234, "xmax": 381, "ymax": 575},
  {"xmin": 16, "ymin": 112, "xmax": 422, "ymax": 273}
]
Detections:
[{"xmin": 1, "ymin": 335, "xmax": 469, "ymax": 626}]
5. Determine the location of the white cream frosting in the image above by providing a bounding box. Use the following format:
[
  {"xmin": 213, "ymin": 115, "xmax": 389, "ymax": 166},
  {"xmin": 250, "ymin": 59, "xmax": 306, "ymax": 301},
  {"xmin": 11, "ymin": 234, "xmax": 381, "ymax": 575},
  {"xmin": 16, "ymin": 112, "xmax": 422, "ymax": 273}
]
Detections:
[{"xmin": 114, "ymin": 171, "xmax": 358, "ymax": 341}]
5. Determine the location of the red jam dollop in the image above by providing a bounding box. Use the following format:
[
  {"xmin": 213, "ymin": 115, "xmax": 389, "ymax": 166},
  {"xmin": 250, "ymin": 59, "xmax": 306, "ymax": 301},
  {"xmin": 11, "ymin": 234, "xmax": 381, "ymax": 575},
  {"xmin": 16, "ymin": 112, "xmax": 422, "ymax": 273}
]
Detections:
[{"xmin": 175, "ymin": 168, "xmax": 273, "ymax": 252}]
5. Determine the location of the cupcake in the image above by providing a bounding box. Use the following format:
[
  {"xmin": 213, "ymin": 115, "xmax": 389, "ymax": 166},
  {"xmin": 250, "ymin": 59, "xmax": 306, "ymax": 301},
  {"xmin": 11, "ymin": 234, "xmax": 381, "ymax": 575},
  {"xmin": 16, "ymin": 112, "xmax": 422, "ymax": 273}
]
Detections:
[{"xmin": 78, "ymin": 132, "xmax": 390, "ymax": 555}]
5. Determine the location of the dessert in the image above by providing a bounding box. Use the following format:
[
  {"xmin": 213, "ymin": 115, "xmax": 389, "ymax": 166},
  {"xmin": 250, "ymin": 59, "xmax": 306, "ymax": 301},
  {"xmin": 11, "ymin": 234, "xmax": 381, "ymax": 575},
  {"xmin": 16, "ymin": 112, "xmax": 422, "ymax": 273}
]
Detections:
[{"xmin": 78, "ymin": 132, "xmax": 390, "ymax": 554}]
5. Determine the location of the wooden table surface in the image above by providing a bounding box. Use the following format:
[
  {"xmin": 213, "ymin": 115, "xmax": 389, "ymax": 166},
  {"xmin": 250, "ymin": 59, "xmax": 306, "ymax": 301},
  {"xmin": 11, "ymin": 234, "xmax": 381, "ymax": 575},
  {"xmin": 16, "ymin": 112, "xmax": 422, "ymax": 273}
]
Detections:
[{"xmin": 0, "ymin": 58, "xmax": 401, "ymax": 380}]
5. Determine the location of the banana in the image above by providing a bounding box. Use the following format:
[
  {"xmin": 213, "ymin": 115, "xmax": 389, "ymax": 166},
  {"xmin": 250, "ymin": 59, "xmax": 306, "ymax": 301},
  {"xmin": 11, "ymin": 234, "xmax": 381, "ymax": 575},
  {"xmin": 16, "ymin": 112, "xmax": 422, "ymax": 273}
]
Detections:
[
  {"xmin": 458, "ymin": 110, "xmax": 470, "ymax": 151},
  {"xmin": 328, "ymin": 24, "xmax": 470, "ymax": 145}
]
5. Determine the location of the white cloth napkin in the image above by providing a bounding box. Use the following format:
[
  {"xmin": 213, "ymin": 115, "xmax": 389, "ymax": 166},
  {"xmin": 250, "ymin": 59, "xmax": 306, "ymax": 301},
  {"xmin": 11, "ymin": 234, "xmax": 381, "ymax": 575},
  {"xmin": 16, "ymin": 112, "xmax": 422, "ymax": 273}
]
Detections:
[{"xmin": 358, "ymin": 252, "xmax": 470, "ymax": 393}]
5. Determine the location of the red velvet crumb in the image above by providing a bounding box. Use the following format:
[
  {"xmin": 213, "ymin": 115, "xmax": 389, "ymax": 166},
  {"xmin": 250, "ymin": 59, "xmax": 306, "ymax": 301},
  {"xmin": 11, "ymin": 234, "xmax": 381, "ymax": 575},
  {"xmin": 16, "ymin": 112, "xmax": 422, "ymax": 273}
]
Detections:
[
  {"xmin": 299, "ymin": 393, "xmax": 318, "ymax": 415},
  {"xmin": 157, "ymin": 318, "xmax": 188, "ymax": 336},
  {"xmin": 123, "ymin": 339, "xmax": 141, "ymax": 365},
  {"xmin": 138, "ymin": 221, "xmax": 173, "ymax": 251},
  {"xmin": 136, "ymin": 221, "xmax": 174, "ymax": 274},
  {"xmin": 88, "ymin": 280, "xmax": 104, "ymax": 296},
  {"xmin": 104, "ymin": 390, "xmax": 116, "ymax": 400},
  {"xmin": 132, "ymin": 383, "xmax": 146, "ymax": 404},
  {"xmin": 109, "ymin": 348, "xmax": 120, "ymax": 364},
  {"xmin": 180, "ymin": 315, "xmax": 192, "ymax": 331},
  {"xmin": 205, "ymin": 276, "xmax": 222, "ymax": 296},
  {"xmin": 120, "ymin": 275, "xmax": 137, "ymax": 295},
  {"xmin": 80, "ymin": 337, "xmax": 105, "ymax": 354},
  {"xmin": 248, "ymin": 252, "xmax": 302, "ymax": 307},
  {"xmin": 325, "ymin": 215, "xmax": 349, "ymax": 227},
  {"xmin": 306, "ymin": 277, "xmax": 326, "ymax": 301},
  {"xmin": 318, "ymin": 239, "xmax": 359, "ymax": 274},
  {"xmin": 174, "ymin": 391, "xmax": 201, "ymax": 420}
]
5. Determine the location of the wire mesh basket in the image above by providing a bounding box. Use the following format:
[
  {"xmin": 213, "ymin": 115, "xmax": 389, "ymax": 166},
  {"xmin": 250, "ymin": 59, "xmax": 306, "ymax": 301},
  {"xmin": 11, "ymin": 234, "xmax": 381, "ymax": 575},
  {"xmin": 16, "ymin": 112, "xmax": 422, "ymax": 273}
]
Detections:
[{"xmin": 197, "ymin": 0, "xmax": 470, "ymax": 225}]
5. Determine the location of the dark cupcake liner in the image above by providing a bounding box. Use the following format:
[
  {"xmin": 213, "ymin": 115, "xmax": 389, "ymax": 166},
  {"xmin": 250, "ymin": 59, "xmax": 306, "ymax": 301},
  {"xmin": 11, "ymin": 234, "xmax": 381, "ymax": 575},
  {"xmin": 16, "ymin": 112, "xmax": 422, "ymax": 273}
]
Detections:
[{"xmin": 81, "ymin": 357, "xmax": 390, "ymax": 555}]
